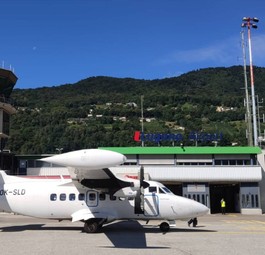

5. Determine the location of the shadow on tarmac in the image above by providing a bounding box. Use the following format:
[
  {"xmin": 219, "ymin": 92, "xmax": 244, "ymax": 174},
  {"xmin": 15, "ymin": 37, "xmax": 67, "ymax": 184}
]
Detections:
[
  {"xmin": 0, "ymin": 220, "xmax": 216, "ymax": 249},
  {"xmin": 0, "ymin": 224, "xmax": 82, "ymax": 232},
  {"xmin": 100, "ymin": 221, "xmax": 215, "ymax": 249}
]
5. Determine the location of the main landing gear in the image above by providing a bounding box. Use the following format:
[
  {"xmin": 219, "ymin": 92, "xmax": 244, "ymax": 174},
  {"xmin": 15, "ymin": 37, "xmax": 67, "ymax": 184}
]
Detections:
[
  {"xmin": 83, "ymin": 219, "xmax": 173, "ymax": 233},
  {"xmin": 159, "ymin": 222, "xmax": 170, "ymax": 232},
  {"xmin": 83, "ymin": 218, "xmax": 104, "ymax": 233}
]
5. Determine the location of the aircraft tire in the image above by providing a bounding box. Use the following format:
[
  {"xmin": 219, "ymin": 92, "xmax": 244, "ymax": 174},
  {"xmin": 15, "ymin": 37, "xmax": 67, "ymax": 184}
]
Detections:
[
  {"xmin": 84, "ymin": 220, "xmax": 99, "ymax": 233},
  {"xmin": 160, "ymin": 222, "xmax": 170, "ymax": 232}
]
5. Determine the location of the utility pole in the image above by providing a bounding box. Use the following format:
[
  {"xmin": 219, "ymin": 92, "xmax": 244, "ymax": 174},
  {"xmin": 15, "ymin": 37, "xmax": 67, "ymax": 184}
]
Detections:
[{"xmin": 141, "ymin": 95, "xmax": 144, "ymax": 147}]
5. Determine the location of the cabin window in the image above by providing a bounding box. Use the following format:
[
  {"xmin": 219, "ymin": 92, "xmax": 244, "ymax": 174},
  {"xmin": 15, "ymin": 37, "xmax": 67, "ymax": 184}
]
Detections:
[
  {"xmin": 69, "ymin": 194, "xmax": 76, "ymax": 201},
  {"xmin": 89, "ymin": 193, "xmax": 96, "ymax": 201},
  {"xmin": 78, "ymin": 193, "xmax": 85, "ymax": 201},
  {"xmin": 60, "ymin": 193, "xmax": 66, "ymax": 201},
  {"xmin": 99, "ymin": 193, "xmax": 106, "ymax": 201},
  {"xmin": 50, "ymin": 194, "xmax": 57, "ymax": 201},
  {"xmin": 110, "ymin": 195, "xmax": 116, "ymax": 200},
  {"xmin": 149, "ymin": 187, "xmax": 157, "ymax": 193}
]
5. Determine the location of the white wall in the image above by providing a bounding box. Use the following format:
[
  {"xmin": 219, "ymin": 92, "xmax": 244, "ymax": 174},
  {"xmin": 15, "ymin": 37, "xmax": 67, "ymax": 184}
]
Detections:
[{"xmin": 257, "ymin": 150, "xmax": 265, "ymax": 213}]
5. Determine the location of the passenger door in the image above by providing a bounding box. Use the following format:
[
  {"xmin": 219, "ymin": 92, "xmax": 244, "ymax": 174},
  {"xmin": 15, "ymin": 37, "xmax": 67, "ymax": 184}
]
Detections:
[{"xmin": 86, "ymin": 191, "xmax": 99, "ymax": 207}]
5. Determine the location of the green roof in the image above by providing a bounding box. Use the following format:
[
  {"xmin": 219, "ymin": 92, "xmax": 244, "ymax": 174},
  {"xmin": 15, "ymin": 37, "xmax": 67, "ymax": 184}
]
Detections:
[{"xmin": 100, "ymin": 146, "xmax": 262, "ymax": 155}]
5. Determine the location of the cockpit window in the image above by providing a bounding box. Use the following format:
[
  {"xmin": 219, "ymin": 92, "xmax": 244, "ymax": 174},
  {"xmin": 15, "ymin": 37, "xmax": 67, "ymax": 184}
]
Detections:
[
  {"xmin": 149, "ymin": 186, "xmax": 157, "ymax": 193},
  {"xmin": 162, "ymin": 187, "xmax": 172, "ymax": 193},
  {"xmin": 159, "ymin": 188, "xmax": 166, "ymax": 194}
]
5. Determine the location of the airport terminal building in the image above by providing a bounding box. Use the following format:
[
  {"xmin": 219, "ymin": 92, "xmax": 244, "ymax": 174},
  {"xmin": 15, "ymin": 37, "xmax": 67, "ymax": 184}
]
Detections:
[{"xmin": 19, "ymin": 146, "xmax": 265, "ymax": 215}]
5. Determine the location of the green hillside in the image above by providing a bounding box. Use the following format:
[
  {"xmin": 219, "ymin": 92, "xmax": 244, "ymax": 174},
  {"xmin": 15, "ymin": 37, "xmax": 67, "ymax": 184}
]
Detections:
[{"xmin": 7, "ymin": 66, "xmax": 265, "ymax": 154}]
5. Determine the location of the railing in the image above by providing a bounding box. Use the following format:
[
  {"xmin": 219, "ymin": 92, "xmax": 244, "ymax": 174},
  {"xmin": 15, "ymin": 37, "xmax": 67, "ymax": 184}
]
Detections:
[{"xmin": 0, "ymin": 95, "xmax": 15, "ymax": 105}]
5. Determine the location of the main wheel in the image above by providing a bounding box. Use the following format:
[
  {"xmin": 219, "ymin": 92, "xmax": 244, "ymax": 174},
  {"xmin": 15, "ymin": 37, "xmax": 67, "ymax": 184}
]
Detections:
[
  {"xmin": 160, "ymin": 222, "xmax": 170, "ymax": 232},
  {"xmin": 84, "ymin": 220, "xmax": 99, "ymax": 233}
]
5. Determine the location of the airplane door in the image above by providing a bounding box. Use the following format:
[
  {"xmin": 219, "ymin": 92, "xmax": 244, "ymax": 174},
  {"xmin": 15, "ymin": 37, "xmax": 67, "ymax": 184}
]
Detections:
[
  {"xmin": 144, "ymin": 194, "xmax": 159, "ymax": 217},
  {"xmin": 86, "ymin": 191, "xmax": 99, "ymax": 207}
]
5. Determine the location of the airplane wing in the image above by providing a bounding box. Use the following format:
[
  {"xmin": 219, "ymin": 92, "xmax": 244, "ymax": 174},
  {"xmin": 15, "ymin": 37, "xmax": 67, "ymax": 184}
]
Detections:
[
  {"xmin": 73, "ymin": 167, "xmax": 136, "ymax": 196},
  {"xmin": 40, "ymin": 149, "xmax": 137, "ymax": 196}
]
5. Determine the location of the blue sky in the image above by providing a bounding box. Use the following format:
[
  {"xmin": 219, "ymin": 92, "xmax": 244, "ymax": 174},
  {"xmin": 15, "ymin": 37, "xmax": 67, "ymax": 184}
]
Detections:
[{"xmin": 1, "ymin": 0, "xmax": 265, "ymax": 89}]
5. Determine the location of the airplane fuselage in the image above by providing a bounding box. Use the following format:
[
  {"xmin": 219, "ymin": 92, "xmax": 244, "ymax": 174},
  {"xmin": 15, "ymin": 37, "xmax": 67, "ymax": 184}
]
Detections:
[{"xmin": 0, "ymin": 173, "xmax": 208, "ymax": 223}]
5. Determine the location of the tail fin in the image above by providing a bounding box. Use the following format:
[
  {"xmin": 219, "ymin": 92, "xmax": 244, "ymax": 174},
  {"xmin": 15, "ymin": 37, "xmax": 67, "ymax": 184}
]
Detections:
[
  {"xmin": 0, "ymin": 170, "xmax": 12, "ymax": 213},
  {"xmin": 0, "ymin": 170, "xmax": 7, "ymax": 184}
]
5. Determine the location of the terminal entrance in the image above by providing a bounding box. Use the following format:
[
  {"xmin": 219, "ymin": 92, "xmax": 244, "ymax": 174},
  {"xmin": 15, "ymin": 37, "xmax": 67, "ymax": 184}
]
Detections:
[{"xmin": 210, "ymin": 184, "xmax": 240, "ymax": 214}]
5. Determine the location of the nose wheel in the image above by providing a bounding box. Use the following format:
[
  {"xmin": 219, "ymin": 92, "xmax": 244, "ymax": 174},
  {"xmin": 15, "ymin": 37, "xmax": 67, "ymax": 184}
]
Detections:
[{"xmin": 159, "ymin": 222, "xmax": 170, "ymax": 232}]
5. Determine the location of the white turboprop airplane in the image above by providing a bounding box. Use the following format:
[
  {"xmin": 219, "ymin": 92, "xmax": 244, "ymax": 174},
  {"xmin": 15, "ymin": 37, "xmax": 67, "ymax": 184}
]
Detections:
[{"xmin": 0, "ymin": 149, "xmax": 209, "ymax": 233}]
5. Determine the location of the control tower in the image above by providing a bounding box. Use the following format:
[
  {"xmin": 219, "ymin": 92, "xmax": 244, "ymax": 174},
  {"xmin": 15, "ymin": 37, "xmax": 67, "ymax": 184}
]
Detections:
[{"xmin": 0, "ymin": 68, "xmax": 18, "ymax": 171}]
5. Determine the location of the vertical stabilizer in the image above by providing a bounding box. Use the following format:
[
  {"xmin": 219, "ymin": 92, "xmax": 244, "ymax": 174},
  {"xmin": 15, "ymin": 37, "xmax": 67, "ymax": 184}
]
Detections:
[
  {"xmin": 0, "ymin": 170, "xmax": 7, "ymax": 184},
  {"xmin": 0, "ymin": 170, "xmax": 12, "ymax": 212}
]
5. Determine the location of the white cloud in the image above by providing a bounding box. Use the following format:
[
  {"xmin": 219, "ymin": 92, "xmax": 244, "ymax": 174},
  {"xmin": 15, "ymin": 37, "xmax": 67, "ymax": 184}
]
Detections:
[
  {"xmin": 155, "ymin": 32, "xmax": 265, "ymax": 79},
  {"xmin": 158, "ymin": 32, "xmax": 265, "ymax": 68},
  {"xmin": 251, "ymin": 34, "xmax": 265, "ymax": 65},
  {"xmin": 161, "ymin": 36, "xmax": 239, "ymax": 66}
]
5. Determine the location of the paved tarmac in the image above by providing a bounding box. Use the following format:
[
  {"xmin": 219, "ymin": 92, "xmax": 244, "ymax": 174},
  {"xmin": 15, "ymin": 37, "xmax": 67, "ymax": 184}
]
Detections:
[{"xmin": 1, "ymin": 213, "xmax": 265, "ymax": 255}]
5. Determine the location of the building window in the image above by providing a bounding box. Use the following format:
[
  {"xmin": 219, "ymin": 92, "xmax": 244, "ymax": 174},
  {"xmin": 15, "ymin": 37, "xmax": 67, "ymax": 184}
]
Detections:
[
  {"xmin": 215, "ymin": 160, "xmax": 221, "ymax": 165},
  {"xmin": 222, "ymin": 160, "xmax": 228, "ymax": 165},
  {"xmin": 241, "ymin": 183, "xmax": 260, "ymax": 209},
  {"xmin": 202, "ymin": 195, "xmax": 205, "ymax": 205},
  {"xmin": 229, "ymin": 160, "xmax": 236, "ymax": 165},
  {"xmin": 237, "ymin": 160, "xmax": 243, "ymax": 165},
  {"xmin": 244, "ymin": 160, "xmax": 251, "ymax": 165},
  {"xmin": 255, "ymin": 195, "xmax": 259, "ymax": 208}
]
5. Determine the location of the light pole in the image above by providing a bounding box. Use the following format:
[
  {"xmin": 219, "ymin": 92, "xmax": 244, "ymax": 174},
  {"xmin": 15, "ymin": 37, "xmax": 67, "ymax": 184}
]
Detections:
[
  {"xmin": 241, "ymin": 29, "xmax": 253, "ymax": 146},
  {"xmin": 241, "ymin": 17, "xmax": 259, "ymax": 146}
]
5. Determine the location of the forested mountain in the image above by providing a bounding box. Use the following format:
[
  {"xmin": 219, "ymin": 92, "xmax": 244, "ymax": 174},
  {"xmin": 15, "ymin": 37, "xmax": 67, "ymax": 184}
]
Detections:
[{"xmin": 7, "ymin": 66, "xmax": 265, "ymax": 154}]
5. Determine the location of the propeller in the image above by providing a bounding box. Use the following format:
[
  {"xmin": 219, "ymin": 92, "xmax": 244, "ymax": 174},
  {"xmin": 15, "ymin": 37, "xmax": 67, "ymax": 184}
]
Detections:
[{"xmin": 135, "ymin": 165, "xmax": 149, "ymax": 214}]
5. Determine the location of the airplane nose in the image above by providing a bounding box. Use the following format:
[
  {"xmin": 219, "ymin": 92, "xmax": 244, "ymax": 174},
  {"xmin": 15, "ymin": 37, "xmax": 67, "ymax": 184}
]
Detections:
[
  {"xmin": 193, "ymin": 201, "xmax": 209, "ymax": 217},
  {"xmin": 172, "ymin": 196, "xmax": 209, "ymax": 219}
]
